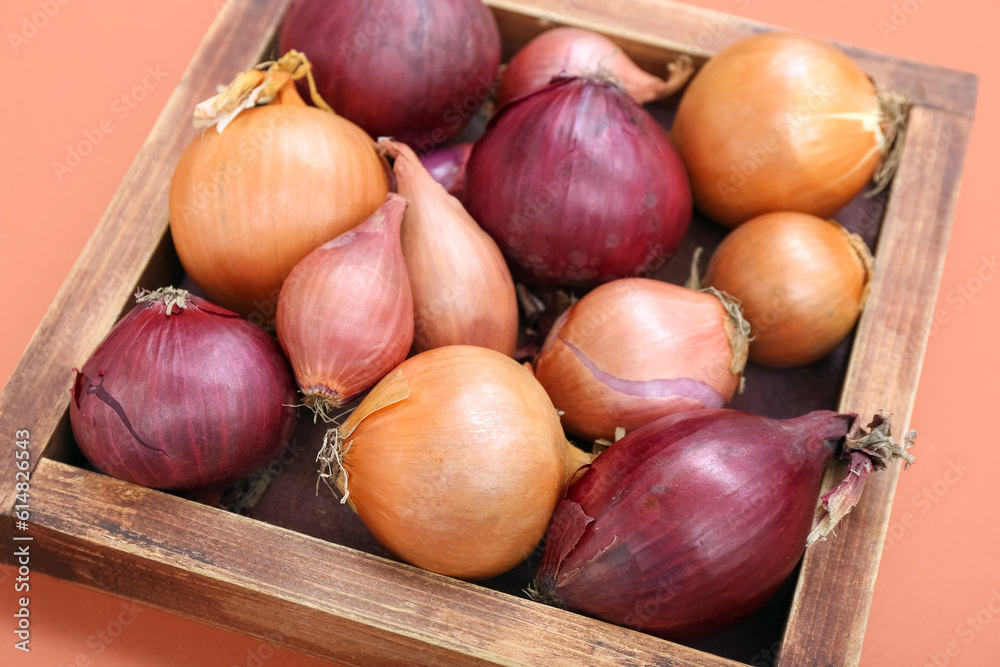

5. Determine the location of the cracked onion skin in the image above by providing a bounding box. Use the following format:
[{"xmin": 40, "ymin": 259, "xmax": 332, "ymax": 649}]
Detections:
[
  {"xmin": 533, "ymin": 278, "xmax": 748, "ymax": 442},
  {"xmin": 69, "ymin": 289, "xmax": 297, "ymax": 491},
  {"xmin": 532, "ymin": 408, "xmax": 857, "ymax": 640}
]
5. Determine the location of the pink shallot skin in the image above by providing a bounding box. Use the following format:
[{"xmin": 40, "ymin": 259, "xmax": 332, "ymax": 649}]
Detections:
[{"xmin": 533, "ymin": 408, "xmax": 857, "ymax": 640}]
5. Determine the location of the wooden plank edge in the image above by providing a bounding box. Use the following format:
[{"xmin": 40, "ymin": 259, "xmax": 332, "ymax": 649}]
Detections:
[
  {"xmin": 779, "ymin": 106, "xmax": 975, "ymax": 666},
  {"xmin": 25, "ymin": 458, "xmax": 744, "ymax": 667},
  {"xmin": 484, "ymin": 0, "xmax": 978, "ymax": 118},
  {"xmin": 0, "ymin": 0, "xmax": 293, "ymax": 519}
]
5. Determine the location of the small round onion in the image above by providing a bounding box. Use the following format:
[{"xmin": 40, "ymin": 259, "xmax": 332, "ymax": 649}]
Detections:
[
  {"xmin": 321, "ymin": 345, "xmax": 573, "ymax": 580},
  {"xmin": 465, "ymin": 77, "xmax": 692, "ymax": 288},
  {"xmin": 69, "ymin": 288, "xmax": 297, "ymax": 491},
  {"xmin": 418, "ymin": 143, "xmax": 473, "ymax": 200},
  {"xmin": 279, "ymin": 0, "xmax": 501, "ymax": 149},
  {"xmin": 672, "ymin": 32, "xmax": 904, "ymax": 228},
  {"xmin": 703, "ymin": 211, "xmax": 874, "ymax": 367},
  {"xmin": 533, "ymin": 278, "xmax": 749, "ymax": 442}
]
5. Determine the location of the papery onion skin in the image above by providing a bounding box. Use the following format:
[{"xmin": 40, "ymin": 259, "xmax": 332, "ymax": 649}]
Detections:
[
  {"xmin": 534, "ymin": 278, "xmax": 747, "ymax": 442},
  {"xmin": 466, "ymin": 77, "xmax": 692, "ymax": 288},
  {"xmin": 383, "ymin": 139, "xmax": 518, "ymax": 356},
  {"xmin": 330, "ymin": 345, "xmax": 570, "ymax": 580},
  {"xmin": 532, "ymin": 408, "xmax": 857, "ymax": 640},
  {"xmin": 276, "ymin": 193, "xmax": 414, "ymax": 411},
  {"xmin": 279, "ymin": 0, "xmax": 501, "ymax": 149},
  {"xmin": 169, "ymin": 87, "xmax": 389, "ymax": 317},
  {"xmin": 496, "ymin": 27, "xmax": 682, "ymax": 108},
  {"xmin": 418, "ymin": 143, "xmax": 473, "ymax": 199},
  {"xmin": 672, "ymin": 32, "xmax": 886, "ymax": 228},
  {"xmin": 703, "ymin": 211, "xmax": 874, "ymax": 367},
  {"xmin": 69, "ymin": 289, "xmax": 297, "ymax": 491}
]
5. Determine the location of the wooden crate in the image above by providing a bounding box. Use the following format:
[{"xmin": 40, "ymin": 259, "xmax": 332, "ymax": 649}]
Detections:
[{"xmin": 0, "ymin": 0, "xmax": 977, "ymax": 664}]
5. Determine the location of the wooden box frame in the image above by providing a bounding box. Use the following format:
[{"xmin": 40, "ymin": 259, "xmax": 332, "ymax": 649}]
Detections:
[{"xmin": 0, "ymin": 0, "xmax": 977, "ymax": 664}]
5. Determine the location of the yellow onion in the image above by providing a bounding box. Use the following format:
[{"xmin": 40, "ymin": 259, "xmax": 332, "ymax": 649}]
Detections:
[
  {"xmin": 169, "ymin": 52, "xmax": 389, "ymax": 316},
  {"xmin": 320, "ymin": 345, "xmax": 589, "ymax": 580},
  {"xmin": 533, "ymin": 278, "xmax": 750, "ymax": 442},
  {"xmin": 672, "ymin": 32, "xmax": 906, "ymax": 228},
  {"xmin": 495, "ymin": 27, "xmax": 693, "ymax": 108},
  {"xmin": 379, "ymin": 139, "xmax": 518, "ymax": 356},
  {"xmin": 702, "ymin": 211, "xmax": 874, "ymax": 367}
]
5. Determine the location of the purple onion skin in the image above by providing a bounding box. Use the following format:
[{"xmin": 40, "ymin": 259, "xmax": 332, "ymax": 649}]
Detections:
[
  {"xmin": 69, "ymin": 294, "xmax": 297, "ymax": 491},
  {"xmin": 465, "ymin": 77, "xmax": 692, "ymax": 288},
  {"xmin": 419, "ymin": 143, "xmax": 474, "ymax": 200},
  {"xmin": 534, "ymin": 408, "xmax": 857, "ymax": 640},
  {"xmin": 279, "ymin": 0, "xmax": 501, "ymax": 149}
]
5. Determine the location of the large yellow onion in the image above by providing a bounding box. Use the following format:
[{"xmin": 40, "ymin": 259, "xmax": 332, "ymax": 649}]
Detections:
[
  {"xmin": 322, "ymin": 346, "xmax": 586, "ymax": 580},
  {"xmin": 672, "ymin": 32, "xmax": 904, "ymax": 228},
  {"xmin": 169, "ymin": 59, "xmax": 389, "ymax": 317}
]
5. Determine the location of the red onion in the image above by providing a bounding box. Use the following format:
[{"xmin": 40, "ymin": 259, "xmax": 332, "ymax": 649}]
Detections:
[
  {"xmin": 465, "ymin": 77, "xmax": 692, "ymax": 288},
  {"xmin": 531, "ymin": 408, "xmax": 915, "ymax": 640},
  {"xmin": 533, "ymin": 278, "xmax": 750, "ymax": 442},
  {"xmin": 418, "ymin": 143, "xmax": 473, "ymax": 199},
  {"xmin": 69, "ymin": 288, "xmax": 296, "ymax": 491},
  {"xmin": 279, "ymin": 0, "xmax": 501, "ymax": 149},
  {"xmin": 276, "ymin": 193, "xmax": 413, "ymax": 416},
  {"xmin": 495, "ymin": 27, "xmax": 694, "ymax": 109}
]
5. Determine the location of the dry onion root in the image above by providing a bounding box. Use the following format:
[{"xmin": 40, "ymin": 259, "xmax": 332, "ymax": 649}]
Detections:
[{"xmin": 672, "ymin": 32, "xmax": 909, "ymax": 228}]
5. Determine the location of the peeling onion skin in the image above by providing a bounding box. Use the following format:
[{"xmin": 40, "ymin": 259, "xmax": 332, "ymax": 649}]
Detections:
[
  {"xmin": 69, "ymin": 290, "xmax": 297, "ymax": 491},
  {"xmin": 533, "ymin": 278, "xmax": 746, "ymax": 442},
  {"xmin": 279, "ymin": 0, "xmax": 501, "ymax": 148},
  {"xmin": 333, "ymin": 346, "xmax": 570, "ymax": 580},
  {"xmin": 465, "ymin": 77, "xmax": 692, "ymax": 288},
  {"xmin": 532, "ymin": 408, "xmax": 857, "ymax": 640},
  {"xmin": 672, "ymin": 32, "xmax": 884, "ymax": 228}
]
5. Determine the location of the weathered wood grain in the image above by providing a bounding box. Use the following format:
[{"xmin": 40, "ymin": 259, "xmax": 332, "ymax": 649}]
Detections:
[
  {"xmin": 780, "ymin": 105, "xmax": 976, "ymax": 666},
  {"xmin": 486, "ymin": 0, "xmax": 978, "ymax": 116},
  {"xmin": 29, "ymin": 458, "xmax": 744, "ymax": 667}
]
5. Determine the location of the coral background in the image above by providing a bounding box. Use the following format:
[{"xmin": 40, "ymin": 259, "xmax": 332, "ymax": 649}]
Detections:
[{"xmin": 1, "ymin": 0, "xmax": 997, "ymax": 665}]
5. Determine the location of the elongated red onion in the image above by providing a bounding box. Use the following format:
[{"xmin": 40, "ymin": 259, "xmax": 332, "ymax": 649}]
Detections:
[
  {"xmin": 381, "ymin": 139, "xmax": 518, "ymax": 355},
  {"xmin": 534, "ymin": 278, "xmax": 749, "ymax": 442},
  {"xmin": 531, "ymin": 409, "xmax": 915, "ymax": 640},
  {"xmin": 465, "ymin": 76, "xmax": 692, "ymax": 288},
  {"xmin": 69, "ymin": 288, "xmax": 296, "ymax": 491},
  {"xmin": 418, "ymin": 143, "xmax": 473, "ymax": 199},
  {"xmin": 496, "ymin": 27, "xmax": 693, "ymax": 108},
  {"xmin": 279, "ymin": 0, "xmax": 501, "ymax": 149},
  {"xmin": 276, "ymin": 193, "xmax": 413, "ymax": 415}
]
